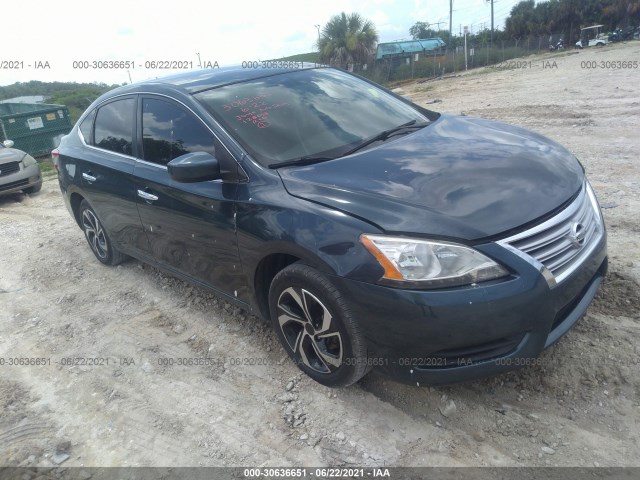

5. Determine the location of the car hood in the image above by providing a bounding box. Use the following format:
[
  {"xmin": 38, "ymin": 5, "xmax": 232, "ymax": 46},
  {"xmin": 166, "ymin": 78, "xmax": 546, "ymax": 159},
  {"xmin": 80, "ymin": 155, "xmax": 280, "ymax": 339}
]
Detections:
[
  {"xmin": 0, "ymin": 148, "xmax": 25, "ymax": 165},
  {"xmin": 278, "ymin": 114, "xmax": 584, "ymax": 241}
]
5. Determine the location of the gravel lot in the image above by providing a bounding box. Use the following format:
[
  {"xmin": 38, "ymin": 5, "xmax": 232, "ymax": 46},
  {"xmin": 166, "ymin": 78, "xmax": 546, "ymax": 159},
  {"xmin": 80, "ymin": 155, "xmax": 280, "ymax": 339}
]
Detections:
[{"xmin": 1, "ymin": 41, "xmax": 639, "ymax": 468}]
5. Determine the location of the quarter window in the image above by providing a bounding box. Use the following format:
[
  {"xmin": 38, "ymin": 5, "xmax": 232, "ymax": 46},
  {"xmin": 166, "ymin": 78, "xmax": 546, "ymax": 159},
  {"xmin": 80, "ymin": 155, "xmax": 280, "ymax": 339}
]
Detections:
[
  {"xmin": 94, "ymin": 98, "xmax": 135, "ymax": 155},
  {"xmin": 79, "ymin": 110, "xmax": 95, "ymax": 144},
  {"xmin": 142, "ymin": 98, "xmax": 215, "ymax": 166}
]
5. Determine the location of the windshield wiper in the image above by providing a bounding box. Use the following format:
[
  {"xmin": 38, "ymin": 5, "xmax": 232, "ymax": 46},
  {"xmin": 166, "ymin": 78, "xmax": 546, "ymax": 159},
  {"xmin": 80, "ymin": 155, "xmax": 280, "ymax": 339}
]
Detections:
[
  {"xmin": 269, "ymin": 155, "xmax": 336, "ymax": 169},
  {"xmin": 268, "ymin": 120, "xmax": 428, "ymax": 169},
  {"xmin": 341, "ymin": 120, "xmax": 429, "ymax": 157}
]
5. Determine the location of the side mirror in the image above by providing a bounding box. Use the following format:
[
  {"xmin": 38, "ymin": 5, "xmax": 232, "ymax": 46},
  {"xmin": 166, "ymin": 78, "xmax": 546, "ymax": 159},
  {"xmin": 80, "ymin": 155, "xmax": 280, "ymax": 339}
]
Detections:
[
  {"xmin": 167, "ymin": 152, "xmax": 221, "ymax": 183},
  {"xmin": 3, "ymin": 140, "xmax": 14, "ymax": 148}
]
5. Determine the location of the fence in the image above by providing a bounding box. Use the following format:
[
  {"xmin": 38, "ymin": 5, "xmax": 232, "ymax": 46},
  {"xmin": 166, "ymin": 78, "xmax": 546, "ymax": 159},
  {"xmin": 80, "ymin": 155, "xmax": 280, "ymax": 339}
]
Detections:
[{"xmin": 352, "ymin": 34, "xmax": 579, "ymax": 84}]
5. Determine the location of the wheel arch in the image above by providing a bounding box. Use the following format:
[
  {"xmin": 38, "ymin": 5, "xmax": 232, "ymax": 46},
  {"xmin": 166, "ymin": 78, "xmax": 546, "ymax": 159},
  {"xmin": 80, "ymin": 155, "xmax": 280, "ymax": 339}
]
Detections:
[
  {"xmin": 69, "ymin": 192, "xmax": 86, "ymax": 228},
  {"xmin": 251, "ymin": 244, "xmax": 337, "ymax": 322}
]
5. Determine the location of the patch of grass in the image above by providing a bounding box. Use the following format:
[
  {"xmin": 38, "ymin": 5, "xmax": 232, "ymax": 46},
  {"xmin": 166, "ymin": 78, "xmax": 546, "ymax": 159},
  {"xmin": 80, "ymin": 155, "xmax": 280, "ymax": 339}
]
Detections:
[{"xmin": 38, "ymin": 158, "xmax": 56, "ymax": 178}]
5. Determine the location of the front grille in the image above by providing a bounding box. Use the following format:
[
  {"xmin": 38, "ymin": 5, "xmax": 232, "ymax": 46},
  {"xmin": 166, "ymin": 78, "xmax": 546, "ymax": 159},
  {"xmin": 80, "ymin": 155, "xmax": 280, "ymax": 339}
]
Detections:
[
  {"xmin": 0, "ymin": 178, "xmax": 29, "ymax": 192},
  {"xmin": 500, "ymin": 183, "xmax": 604, "ymax": 285},
  {"xmin": 0, "ymin": 161, "xmax": 20, "ymax": 177}
]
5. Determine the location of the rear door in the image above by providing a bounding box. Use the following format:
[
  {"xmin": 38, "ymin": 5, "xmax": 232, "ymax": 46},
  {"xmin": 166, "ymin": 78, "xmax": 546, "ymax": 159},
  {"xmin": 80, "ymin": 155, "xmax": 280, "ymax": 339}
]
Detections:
[
  {"xmin": 133, "ymin": 95, "xmax": 245, "ymax": 299},
  {"xmin": 77, "ymin": 97, "xmax": 149, "ymax": 256}
]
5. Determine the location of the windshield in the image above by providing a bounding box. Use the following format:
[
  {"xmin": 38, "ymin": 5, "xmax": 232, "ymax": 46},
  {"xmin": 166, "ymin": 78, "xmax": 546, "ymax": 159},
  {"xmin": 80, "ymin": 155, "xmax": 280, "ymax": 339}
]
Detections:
[{"xmin": 195, "ymin": 68, "xmax": 432, "ymax": 167}]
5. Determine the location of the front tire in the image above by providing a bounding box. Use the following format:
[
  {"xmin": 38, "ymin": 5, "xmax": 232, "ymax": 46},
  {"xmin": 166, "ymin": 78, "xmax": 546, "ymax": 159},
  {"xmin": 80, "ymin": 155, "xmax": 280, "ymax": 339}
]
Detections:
[
  {"xmin": 24, "ymin": 181, "xmax": 42, "ymax": 194},
  {"xmin": 269, "ymin": 264, "xmax": 369, "ymax": 387},
  {"xmin": 79, "ymin": 200, "xmax": 127, "ymax": 266}
]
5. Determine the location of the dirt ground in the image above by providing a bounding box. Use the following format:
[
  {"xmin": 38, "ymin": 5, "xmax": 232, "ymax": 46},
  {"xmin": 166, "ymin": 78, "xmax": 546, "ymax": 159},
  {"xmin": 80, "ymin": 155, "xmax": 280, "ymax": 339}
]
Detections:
[{"xmin": 1, "ymin": 41, "xmax": 639, "ymax": 468}]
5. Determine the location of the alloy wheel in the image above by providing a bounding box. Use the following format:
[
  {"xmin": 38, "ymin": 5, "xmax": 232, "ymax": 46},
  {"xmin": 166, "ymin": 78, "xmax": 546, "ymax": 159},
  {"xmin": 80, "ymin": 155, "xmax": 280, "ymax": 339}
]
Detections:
[
  {"xmin": 82, "ymin": 209, "xmax": 108, "ymax": 259},
  {"xmin": 276, "ymin": 287, "xmax": 343, "ymax": 374}
]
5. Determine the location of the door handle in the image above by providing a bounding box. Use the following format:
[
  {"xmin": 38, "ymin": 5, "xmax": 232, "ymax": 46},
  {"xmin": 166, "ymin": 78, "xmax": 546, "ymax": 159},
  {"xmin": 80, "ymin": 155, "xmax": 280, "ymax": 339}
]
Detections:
[
  {"xmin": 82, "ymin": 172, "xmax": 96, "ymax": 182},
  {"xmin": 137, "ymin": 189, "xmax": 159, "ymax": 202}
]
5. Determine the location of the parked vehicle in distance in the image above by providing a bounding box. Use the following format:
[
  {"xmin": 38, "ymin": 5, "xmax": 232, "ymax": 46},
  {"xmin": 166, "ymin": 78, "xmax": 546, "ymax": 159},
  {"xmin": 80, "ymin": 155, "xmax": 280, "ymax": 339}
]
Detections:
[
  {"xmin": 0, "ymin": 140, "xmax": 42, "ymax": 196},
  {"xmin": 576, "ymin": 25, "xmax": 609, "ymax": 48},
  {"xmin": 55, "ymin": 65, "xmax": 607, "ymax": 387},
  {"xmin": 608, "ymin": 26, "xmax": 636, "ymax": 42},
  {"xmin": 549, "ymin": 38, "xmax": 565, "ymax": 51}
]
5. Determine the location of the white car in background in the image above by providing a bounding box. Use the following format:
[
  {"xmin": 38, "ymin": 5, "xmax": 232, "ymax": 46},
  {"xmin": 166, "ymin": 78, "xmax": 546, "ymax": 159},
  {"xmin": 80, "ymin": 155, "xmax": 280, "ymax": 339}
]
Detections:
[{"xmin": 0, "ymin": 140, "xmax": 42, "ymax": 196}]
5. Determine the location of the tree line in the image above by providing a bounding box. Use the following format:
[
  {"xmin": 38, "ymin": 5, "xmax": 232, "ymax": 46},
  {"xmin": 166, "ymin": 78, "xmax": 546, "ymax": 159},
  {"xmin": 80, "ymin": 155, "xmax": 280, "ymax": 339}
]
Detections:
[
  {"xmin": 505, "ymin": 0, "xmax": 639, "ymax": 40},
  {"xmin": 409, "ymin": 0, "xmax": 639, "ymax": 47}
]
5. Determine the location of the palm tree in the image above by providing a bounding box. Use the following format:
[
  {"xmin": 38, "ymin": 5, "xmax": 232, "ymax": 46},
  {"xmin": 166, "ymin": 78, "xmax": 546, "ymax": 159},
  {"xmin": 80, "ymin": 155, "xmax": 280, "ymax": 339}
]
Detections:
[{"xmin": 318, "ymin": 12, "xmax": 379, "ymax": 69}]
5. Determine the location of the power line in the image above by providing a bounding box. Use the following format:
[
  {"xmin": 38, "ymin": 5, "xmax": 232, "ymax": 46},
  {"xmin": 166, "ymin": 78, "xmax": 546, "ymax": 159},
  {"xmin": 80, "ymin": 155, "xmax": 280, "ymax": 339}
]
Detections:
[
  {"xmin": 442, "ymin": 0, "xmax": 516, "ymax": 40},
  {"xmin": 467, "ymin": 6, "xmax": 515, "ymax": 31},
  {"xmin": 470, "ymin": 3, "xmax": 514, "ymax": 24}
]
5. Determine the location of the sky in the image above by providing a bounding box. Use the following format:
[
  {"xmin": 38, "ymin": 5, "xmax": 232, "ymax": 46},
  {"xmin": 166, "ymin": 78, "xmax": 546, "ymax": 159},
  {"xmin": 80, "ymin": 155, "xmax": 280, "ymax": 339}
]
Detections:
[{"xmin": 1, "ymin": 0, "xmax": 522, "ymax": 86}]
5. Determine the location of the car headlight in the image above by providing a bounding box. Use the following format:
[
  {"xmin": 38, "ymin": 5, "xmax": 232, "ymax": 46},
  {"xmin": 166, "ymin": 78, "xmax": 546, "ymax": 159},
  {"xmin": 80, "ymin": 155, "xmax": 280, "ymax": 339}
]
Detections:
[
  {"xmin": 22, "ymin": 154, "xmax": 37, "ymax": 167},
  {"xmin": 360, "ymin": 234, "xmax": 509, "ymax": 288}
]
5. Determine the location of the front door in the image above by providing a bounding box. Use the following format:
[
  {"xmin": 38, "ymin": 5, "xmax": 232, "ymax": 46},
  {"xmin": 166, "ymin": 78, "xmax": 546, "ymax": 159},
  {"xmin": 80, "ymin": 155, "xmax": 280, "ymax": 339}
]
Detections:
[{"xmin": 133, "ymin": 96, "xmax": 245, "ymax": 300}]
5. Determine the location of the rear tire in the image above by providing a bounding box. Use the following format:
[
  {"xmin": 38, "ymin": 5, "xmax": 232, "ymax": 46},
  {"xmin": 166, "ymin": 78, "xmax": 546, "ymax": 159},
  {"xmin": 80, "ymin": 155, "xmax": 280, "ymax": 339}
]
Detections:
[
  {"xmin": 79, "ymin": 200, "xmax": 127, "ymax": 266},
  {"xmin": 269, "ymin": 264, "xmax": 369, "ymax": 387}
]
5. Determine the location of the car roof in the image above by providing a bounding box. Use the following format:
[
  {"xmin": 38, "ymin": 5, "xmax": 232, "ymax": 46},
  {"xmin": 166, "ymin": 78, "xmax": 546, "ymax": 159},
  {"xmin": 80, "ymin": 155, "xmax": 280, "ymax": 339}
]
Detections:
[
  {"xmin": 81, "ymin": 63, "xmax": 329, "ymax": 120},
  {"xmin": 135, "ymin": 63, "xmax": 322, "ymax": 94}
]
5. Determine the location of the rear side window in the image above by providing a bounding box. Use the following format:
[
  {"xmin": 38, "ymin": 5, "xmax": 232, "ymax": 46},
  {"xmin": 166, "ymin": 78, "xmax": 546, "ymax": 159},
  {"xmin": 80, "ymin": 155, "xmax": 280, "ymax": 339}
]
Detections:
[
  {"xmin": 94, "ymin": 98, "xmax": 135, "ymax": 156},
  {"xmin": 142, "ymin": 98, "xmax": 216, "ymax": 166}
]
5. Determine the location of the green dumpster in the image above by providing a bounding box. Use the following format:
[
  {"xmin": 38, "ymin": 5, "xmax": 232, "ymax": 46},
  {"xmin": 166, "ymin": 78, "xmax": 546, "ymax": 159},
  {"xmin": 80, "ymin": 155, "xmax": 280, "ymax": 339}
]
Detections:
[{"xmin": 0, "ymin": 103, "xmax": 73, "ymax": 157}]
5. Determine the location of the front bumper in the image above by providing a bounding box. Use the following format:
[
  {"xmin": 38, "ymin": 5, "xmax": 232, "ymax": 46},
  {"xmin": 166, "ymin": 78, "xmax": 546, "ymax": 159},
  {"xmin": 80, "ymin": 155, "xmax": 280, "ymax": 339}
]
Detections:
[
  {"xmin": 331, "ymin": 233, "xmax": 607, "ymax": 385},
  {"xmin": 0, "ymin": 163, "xmax": 42, "ymax": 196}
]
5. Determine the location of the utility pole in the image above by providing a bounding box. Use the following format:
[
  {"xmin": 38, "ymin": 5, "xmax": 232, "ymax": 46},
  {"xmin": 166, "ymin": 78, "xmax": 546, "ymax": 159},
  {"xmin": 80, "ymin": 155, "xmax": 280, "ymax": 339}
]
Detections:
[
  {"xmin": 464, "ymin": 26, "xmax": 468, "ymax": 70},
  {"xmin": 449, "ymin": 0, "xmax": 453, "ymax": 48},
  {"xmin": 314, "ymin": 24, "xmax": 321, "ymax": 51},
  {"xmin": 485, "ymin": 0, "xmax": 494, "ymax": 46},
  {"xmin": 428, "ymin": 21, "xmax": 446, "ymax": 33},
  {"xmin": 491, "ymin": 0, "xmax": 494, "ymax": 46}
]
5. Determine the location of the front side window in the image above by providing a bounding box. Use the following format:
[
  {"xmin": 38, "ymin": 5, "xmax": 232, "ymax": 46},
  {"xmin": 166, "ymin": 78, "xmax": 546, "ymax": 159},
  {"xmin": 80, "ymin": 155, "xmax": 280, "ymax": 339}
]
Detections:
[
  {"xmin": 94, "ymin": 98, "xmax": 135, "ymax": 155},
  {"xmin": 195, "ymin": 68, "xmax": 433, "ymax": 166},
  {"xmin": 142, "ymin": 98, "xmax": 216, "ymax": 166}
]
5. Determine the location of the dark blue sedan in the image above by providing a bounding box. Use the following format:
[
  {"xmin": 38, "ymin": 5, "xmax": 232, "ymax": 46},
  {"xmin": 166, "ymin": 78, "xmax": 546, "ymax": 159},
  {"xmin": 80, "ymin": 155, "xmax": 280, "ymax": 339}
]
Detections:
[{"xmin": 55, "ymin": 65, "xmax": 607, "ymax": 387}]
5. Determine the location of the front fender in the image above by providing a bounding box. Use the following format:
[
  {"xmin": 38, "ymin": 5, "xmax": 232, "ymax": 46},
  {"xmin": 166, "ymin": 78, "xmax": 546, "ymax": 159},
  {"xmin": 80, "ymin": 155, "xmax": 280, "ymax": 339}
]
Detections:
[{"xmin": 235, "ymin": 181, "xmax": 385, "ymax": 310}]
